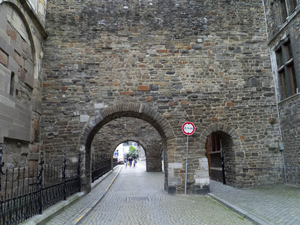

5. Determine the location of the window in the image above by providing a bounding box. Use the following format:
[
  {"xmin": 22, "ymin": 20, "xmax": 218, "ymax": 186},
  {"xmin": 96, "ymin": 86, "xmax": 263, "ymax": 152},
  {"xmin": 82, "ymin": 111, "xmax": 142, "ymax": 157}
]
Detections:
[
  {"xmin": 290, "ymin": 0, "xmax": 298, "ymax": 12},
  {"xmin": 281, "ymin": 0, "xmax": 288, "ymax": 21},
  {"xmin": 276, "ymin": 40, "xmax": 298, "ymax": 99},
  {"xmin": 10, "ymin": 72, "xmax": 15, "ymax": 96},
  {"xmin": 280, "ymin": 0, "xmax": 298, "ymax": 22}
]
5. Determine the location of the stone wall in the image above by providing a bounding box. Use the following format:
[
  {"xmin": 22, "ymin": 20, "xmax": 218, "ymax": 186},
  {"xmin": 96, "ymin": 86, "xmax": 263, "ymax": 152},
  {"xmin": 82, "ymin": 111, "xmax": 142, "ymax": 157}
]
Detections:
[
  {"xmin": 42, "ymin": 0, "xmax": 283, "ymax": 193},
  {"xmin": 0, "ymin": 0, "xmax": 46, "ymax": 168},
  {"xmin": 264, "ymin": 0, "xmax": 300, "ymax": 185}
]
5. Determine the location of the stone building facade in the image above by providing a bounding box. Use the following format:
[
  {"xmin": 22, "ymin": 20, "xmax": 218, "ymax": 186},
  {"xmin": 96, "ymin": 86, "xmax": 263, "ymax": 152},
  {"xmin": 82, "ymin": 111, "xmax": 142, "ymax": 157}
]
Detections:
[
  {"xmin": 40, "ymin": 0, "xmax": 284, "ymax": 194},
  {"xmin": 0, "ymin": 0, "xmax": 46, "ymax": 169},
  {"xmin": 264, "ymin": 0, "xmax": 300, "ymax": 184},
  {"xmin": 1, "ymin": 0, "xmax": 299, "ymax": 194}
]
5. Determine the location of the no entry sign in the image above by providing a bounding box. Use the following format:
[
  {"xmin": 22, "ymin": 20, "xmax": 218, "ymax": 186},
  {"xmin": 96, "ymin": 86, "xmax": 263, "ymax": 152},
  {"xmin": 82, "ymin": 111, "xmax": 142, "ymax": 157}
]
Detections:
[{"xmin": 182, "ymin": 122, "xmax": 195, "ymax": 136}]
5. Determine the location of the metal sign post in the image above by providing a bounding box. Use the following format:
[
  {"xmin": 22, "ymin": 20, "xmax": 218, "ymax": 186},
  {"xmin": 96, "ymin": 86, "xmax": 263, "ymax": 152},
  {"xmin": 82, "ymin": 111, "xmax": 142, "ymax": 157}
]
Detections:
[
  {"xmin": 181, "ymin": 122, "xmax": 195, "ymax": 195},
  {"xmin": 185, "ymin": 135, "xmax": 189, "ymax": 195}
]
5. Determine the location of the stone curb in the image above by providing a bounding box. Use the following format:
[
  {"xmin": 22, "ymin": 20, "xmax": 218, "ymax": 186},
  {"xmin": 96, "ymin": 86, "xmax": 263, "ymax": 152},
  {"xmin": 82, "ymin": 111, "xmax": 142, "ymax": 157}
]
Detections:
[
  {"xmin": 20, "ymin": 166, "xmax": 120, "ymax": 225},
  {"xmin": 208, "ymin": 193, "xmax": 270, "ymax": 225}
]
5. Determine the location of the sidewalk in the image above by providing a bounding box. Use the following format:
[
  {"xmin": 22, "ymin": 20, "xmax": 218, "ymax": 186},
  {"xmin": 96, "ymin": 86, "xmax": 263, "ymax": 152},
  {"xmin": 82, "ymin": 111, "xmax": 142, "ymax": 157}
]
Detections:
[{"xmin": 209, "ymin": 180, "xmax": 300, "ymax": 225}]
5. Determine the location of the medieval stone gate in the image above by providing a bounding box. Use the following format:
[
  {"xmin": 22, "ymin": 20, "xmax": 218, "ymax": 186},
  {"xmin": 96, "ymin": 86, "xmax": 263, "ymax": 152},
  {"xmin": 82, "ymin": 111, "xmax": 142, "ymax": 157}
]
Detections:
[{"xmin": 0, "ymin": 0, "xmax": 291, "ymax": 195}]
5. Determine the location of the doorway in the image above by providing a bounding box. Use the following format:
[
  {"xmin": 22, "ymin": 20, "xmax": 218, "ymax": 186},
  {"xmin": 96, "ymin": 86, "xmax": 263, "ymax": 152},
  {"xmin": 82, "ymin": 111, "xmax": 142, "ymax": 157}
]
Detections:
[{"xmin": 205, "ymin": 133, "xmax": 226, "ymax": 184}]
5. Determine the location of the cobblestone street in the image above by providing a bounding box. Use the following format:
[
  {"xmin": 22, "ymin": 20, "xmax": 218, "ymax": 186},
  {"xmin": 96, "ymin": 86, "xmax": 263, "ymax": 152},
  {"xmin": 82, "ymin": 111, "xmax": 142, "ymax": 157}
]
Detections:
[{"xmin": 45, "ymin": 162, "xmax": 252, "ymax": 225}]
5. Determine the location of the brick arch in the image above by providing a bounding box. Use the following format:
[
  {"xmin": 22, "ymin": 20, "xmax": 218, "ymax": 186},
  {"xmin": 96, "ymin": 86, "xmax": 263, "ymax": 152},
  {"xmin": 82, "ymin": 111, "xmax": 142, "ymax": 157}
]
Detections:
[
  {"xmin": 200, "ymin": 123, "xmax": 241, "ymax": 186},
  {"xmin": 111, "ymin": 137, "xmax": 149, "ymax": 154},
  {"xmin": 78, "ymin": 103, "xmax": 175, "ymax": 192},
  {"xmin": 199, "ymin": 123, "xmax": 240, "ymax": 150}
]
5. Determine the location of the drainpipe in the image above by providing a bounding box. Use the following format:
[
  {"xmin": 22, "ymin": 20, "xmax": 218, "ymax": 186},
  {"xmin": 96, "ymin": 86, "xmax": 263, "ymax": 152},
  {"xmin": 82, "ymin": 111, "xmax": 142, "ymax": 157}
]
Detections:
[{"xmin": 261, "ymin": 0, "xmax": 287, "ymax": 182}]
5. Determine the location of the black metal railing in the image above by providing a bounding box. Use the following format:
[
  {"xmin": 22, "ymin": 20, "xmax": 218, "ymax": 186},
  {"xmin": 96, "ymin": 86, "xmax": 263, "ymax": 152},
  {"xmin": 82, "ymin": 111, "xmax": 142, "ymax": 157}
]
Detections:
[
  {"xmin": 0, "ymin": 148, "xmax": 81, "ymax": 225},
  {"xmin": 113, "ymin": 158, "xmax": 118, "ymax": 167},
  {"xmin": 91, "ymin": 158, "xmax": 119, "ymax": 183},
  {"xmin": 91, "ymin": 159, "xmax": 111, "ymax": 183}
]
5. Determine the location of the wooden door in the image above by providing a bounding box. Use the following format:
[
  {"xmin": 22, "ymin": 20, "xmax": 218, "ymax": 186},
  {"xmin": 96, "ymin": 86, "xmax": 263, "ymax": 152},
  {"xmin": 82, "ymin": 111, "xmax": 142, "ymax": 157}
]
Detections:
[{"xmin": 206, "ymin": 134, "xmax": 226, "ymax": 184}]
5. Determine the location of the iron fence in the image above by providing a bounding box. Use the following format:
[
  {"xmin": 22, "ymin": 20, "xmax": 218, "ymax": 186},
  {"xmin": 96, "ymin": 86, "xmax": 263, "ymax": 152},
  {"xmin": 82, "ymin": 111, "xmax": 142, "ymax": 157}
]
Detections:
[
  {"xmin": 0, "ymin": 148, "xmax": 81, "ymax": 225},
  {"xmin": 91, "ymin": 158, "xmax": 118, "ymax": 183},
  {"xmin": 113, "ymin": 158, "xmax": 118, "ymax": 167}
]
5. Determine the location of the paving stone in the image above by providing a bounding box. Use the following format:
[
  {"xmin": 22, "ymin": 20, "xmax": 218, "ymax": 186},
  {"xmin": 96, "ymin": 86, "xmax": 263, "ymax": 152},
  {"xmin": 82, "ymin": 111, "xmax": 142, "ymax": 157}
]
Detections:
[
  {"xmin": 210, "ymin": 180, "xmax": 300, "ymax": 225},
  {"xmin": 46, "ymin": 163, "xmax": 253, "ymax": 225}
]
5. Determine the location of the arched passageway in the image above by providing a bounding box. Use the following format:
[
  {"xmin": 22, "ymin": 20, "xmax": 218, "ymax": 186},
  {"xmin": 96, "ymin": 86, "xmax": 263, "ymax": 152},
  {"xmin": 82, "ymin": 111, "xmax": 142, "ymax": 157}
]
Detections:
[
  {"xmin": 91, "ymin": 118, "xmax": 163, "ymax": 173},
  {"xmin": 78, "ymin": 103, "xmax": 174, "ymax": 193},
  {"xmin": 111, "ymin": 138, "xmax": 164, "ymax": 172},
  {"xmin": 200, "ymin": 124, "xmax": 240, "ymax": 187}
]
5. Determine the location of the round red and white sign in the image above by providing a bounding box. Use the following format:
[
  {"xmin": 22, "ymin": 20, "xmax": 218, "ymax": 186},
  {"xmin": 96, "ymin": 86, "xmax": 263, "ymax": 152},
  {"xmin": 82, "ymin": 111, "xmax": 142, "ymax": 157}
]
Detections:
[{"xmin": 182, "ymin": 122, "xmax": 196, "ymax": 136}]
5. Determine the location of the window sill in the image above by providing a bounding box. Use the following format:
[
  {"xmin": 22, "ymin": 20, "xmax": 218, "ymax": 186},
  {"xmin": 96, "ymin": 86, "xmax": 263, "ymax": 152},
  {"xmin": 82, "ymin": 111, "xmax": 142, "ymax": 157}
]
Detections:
[
  {"xmin": 278, "ymin": 93, "xmax": 300, "ymax": 105},
  {"xmin": 268, "ymin": 7, "xmax": 300, "ymax": 44}
]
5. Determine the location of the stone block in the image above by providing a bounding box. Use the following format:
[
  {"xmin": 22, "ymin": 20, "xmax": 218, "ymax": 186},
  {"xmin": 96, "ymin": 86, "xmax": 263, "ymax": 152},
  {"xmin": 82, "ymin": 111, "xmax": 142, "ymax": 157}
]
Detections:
[
  {"xmin": 0, "ymin": 48, "xmax": 8, "ymax": 67},
  {"xmin": 199, "ymin": 158, "xmax": 208, "ymax": 170},
  {"xmin": 24, "ymin": 59, "xmax": 34, "ymax": 75},
  {"xmin": 168, "ymin": 176, "xmax": 181, "ymax": 186},
  {"xmin": 191, "ymin": 184, "xmax": 209, "ymax": 194},
  {"xmin": 27, "ymin": 153, "xmax": 39, "ymax": 161},
  {"xmin": 157, "ymin": 49, "xmax": 167, "ymax": 53},
  {"xmin": 168, "ymin": 186, "xmax": 176, "ymax": 194},
  {"xmin": 137, "ymin": 85, "xmax": 150, "ymax": 91},
  {"xmin": 6, "ymin": 25, "xmax": 17, "ymax": 42},
  {"xmin": 94, "ymin": 103, "xmax": 108, "ymax": 109},
  {"xmin": 33, "ymin": 99, "xmax": 42, "ymax": 114},
  {"xmin": 168, "ymin": 163, "xmax": 182, "ymax": 169},
  {"xmin": 25, "ymin": 73, "xmax": 34, "ymax": 88},
  {"xmin": 22, "ymin": 40, "xmax": 32, "ymax": 58},
  {"xmin": 120, "ymin": 92, "xmax": 134, "ymax": 95},
  {"xmin": 195, "ymin": 178, "xmax": 210, "ymax": 185},
  {"xmin": 146, "ymin": 97, "xmax": 153, "ymax": 102},
  {"xmin": 80, "ymin": 115, "xmax": 90, "ymax": 122},
  {"xmin": 194, "ymin": 170, "xmax": 209, "ymax": 179},
  {"xmin": 5, "ymin": 43, "xmax": 14, "ymax": 57},
  {"xmin": 13, "ymin": 50, "xmax": 24, "ymax": 67},
  {"xmin": 0, "ymin": 37, "xmax": 6, "ymax": 52},
  {"xmin": 8, "ymin": 56, "xmax": 18, "ymax": 75},
  {"xmin": 0, "ymin": 12, "xmax": 7, "ymax": 30}
]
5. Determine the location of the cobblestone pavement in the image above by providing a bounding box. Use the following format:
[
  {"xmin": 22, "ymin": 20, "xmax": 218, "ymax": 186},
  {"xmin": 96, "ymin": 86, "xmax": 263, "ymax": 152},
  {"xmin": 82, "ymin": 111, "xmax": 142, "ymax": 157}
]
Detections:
[
  {"xmin": 210, "ymin": 180, "xmax": 300, "ymax": 225},
  {"xmin": 44, "ymin": 167, "xmax": 121, "ymax": 225},
  {"xmin": 47, "ymin": 162, "xmax": 252, "ymax": 225}
]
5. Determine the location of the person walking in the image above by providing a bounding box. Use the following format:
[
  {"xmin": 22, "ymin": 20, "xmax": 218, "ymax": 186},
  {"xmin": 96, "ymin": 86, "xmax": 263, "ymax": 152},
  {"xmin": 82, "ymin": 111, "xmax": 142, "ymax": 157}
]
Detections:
[
  {"xmin": 124, "ymin": 157, "xmax": 127, "ymax": 168},
  {"xmin": 133, "ymin": 159, "xmax": 137, "ymax": 168},
  {"xmin": 128, "ymin": 156, "xmax": 133, "ymax": 168}
]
